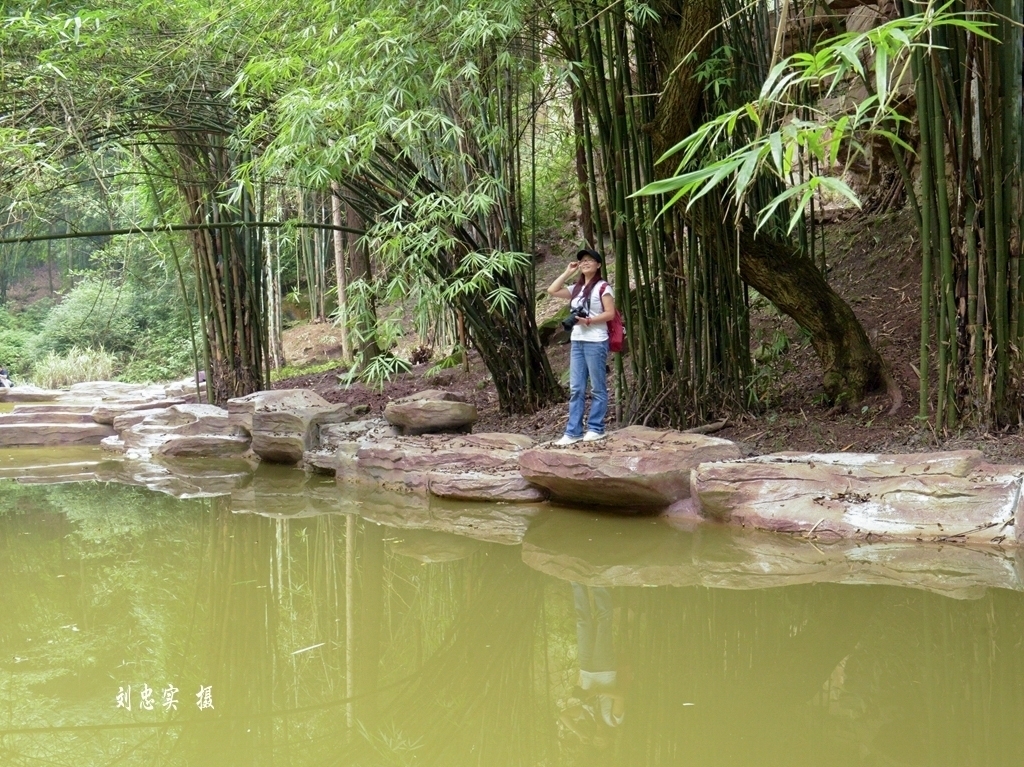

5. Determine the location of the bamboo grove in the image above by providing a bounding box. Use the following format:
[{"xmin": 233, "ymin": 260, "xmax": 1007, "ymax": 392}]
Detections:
[
  {"xmin": 2, "ymin": 0, "xmax": 1023, "ymax": 429},
  {"xmin": 904, "ymin": 0, "xmax": 1024, "ymax": 428}
]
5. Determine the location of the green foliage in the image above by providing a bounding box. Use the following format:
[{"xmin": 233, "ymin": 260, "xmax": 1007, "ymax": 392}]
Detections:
[
  {"xmin": 31, "ymin": 346, "xmax": 117, "ymax": 388},
  {"xmin": 118, "ymin": 326, "xmax": 196, "ymax": 383},
  {"xmin": 270, "ymin": 359, "xmax": 345, "ymax": 383},
  {"xmin": 0, "ymin": 307, "xmax": 36, "ymax": 376},
  {"xmin": 352, "ymin": 353, "xmax": 412, "ymax": 391},
  {"xmin": 424, "ymin": 346, "xmax": 464, "ymax": 377},
  {"xmin": 636, "ymin": 10, "xmax": 996, "ymax": 233},
  {"xmin": 35, "ymin": 277, "xmax": 145, "ymax": 356},
  {"xmin": 522, "ymin": 129, "xmax": 577, "ymax": 241},
  {"xmin": 30, "ymin": 273, "xmax": 195, "ymax": 382}
]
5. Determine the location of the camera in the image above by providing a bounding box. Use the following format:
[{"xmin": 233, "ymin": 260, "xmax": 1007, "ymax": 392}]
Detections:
[{"xmin": 561, "ymin": 306, "xmax": 589, "ymax": 331}]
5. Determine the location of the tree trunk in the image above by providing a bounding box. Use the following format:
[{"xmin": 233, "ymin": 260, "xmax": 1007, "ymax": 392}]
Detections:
[
  {"xmin": 738, "ymin": 227, "xmax": 882, "ymax": 402},
  {"xmin": 651, "ymin": 0, "xmax": 883, "ymax": 403},
  {"xmin": 346, "ymin": 203, "xmax": 381, "ymax": 363},
  {"xmin": 331, "ymin": 182, "xmax": 353, "ymax": 362}
]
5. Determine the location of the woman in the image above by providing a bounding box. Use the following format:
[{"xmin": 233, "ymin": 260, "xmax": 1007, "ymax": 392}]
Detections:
[{"xmin": 546, "ymin": 248, "xmax": 616, "ymax": 444}]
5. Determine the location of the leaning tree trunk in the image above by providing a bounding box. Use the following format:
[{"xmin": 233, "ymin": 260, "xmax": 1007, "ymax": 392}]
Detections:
[{"xmin": 651, "ymin": 0, "xmax": 884, "ymax": 404}]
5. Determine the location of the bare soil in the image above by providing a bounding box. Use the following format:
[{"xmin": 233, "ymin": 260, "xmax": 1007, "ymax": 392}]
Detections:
[{"xmin": 279, "ymin": 208, "xmax": 1024, "ymax": 463}]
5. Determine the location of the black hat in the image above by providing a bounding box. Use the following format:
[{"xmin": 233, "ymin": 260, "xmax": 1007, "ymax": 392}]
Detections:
[{"xmin": 576, "ymin": 248, "xmax": 604, "ymax": 264}]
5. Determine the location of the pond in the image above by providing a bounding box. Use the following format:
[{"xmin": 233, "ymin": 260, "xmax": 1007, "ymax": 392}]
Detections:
[{"xmin": 1, "ymin": 456, "xmax": 1023, "ymax": 767}]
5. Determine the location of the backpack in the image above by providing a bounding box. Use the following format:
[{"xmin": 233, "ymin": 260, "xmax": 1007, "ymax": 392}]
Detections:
[{"xmin": 598, "ymin": 283, "xmax": 625, "ymax": 354}]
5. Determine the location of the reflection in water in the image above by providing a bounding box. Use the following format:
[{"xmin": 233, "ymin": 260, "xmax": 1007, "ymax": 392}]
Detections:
[
  {"xmin": 1, "ymin": 478, "xmax": 1023, "ymax": 766},
  {"xmin": 559, "ymin": 585, "xmax": 625, "ymax": 745}
]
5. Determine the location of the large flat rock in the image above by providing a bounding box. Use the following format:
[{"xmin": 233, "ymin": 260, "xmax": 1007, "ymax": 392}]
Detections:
[
  {"xmin": 116, "ymin": 404, "xmax": 250, "ymax": 459},
  {"xmin": 0, "ymin": 421, "xmax": 116, "ymax": 447},
  {"xmin": 354, "ymin": 432, "xmax": 542, "ymax": 502},
  {"xmin": 518, "ymin": 425, "xmax": 742, "ymax": 509},
  {"xmin": 0, "ymin": 385, "xmax": 63, "ymax": 402},
  {"xmin": 691, "ymin": 451, "xmax": 1022, "ymax": 545}
]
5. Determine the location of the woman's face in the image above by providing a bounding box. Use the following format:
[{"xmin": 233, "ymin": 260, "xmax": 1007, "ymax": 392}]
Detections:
[{"xmin": 578, "ymin": 255, "xmax": 600, "ymax": 276}]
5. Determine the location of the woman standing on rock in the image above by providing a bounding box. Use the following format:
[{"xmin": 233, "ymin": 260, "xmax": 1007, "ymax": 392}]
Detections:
[{"xmin": 546, "ymin": 248, "xmax": 616, "ymax": 445}]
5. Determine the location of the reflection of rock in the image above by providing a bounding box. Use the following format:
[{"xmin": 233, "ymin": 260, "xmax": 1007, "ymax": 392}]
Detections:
[
  {"xmin": 691, "ymin": 451, "xmax": 1021, "ymax": 544},
  {"xmin": 383, "ymin": 389, "xmax": 477, "ymax": 435},
  {"xmin": 521, "ymin": 511, "xmax": 1024, "ymax": 599},
  {"xmin": 230, "ymin": 469, "xmax": 354, "ymax": 517},
  {"xmin": 228, "ymin": 389, "xmax": 367, "ymax": 464},
  {"xmin": 388, "ymin": 529, "xmax": 480, "ymax": 563},
  {"xmin": 518, "ymin": 425, "xmax": 741, "ymax": 509},
  {"xmin": 358, "ymin": 487, "xmax": 538, "ymax": 545},
  {"xmin": 95, "ymin": 457, "xmax": 253, "ymax": 498},
  {"xmin": 0, "ymin": 446, "xmax": 253, "ymax": 498},
  {"xmin": 354, "ymin": 432, "xmax": 545, "ymax": 502}
]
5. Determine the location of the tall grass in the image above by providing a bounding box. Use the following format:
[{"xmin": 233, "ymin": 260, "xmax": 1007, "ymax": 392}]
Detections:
[{"xmin": 31, "ymin": 346, "xmax": 117, "ymax": 389}]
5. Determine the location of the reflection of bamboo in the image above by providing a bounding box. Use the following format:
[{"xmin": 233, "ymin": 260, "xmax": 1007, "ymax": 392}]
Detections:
[{"xmin": 346, "ymin": 514, "xmax": 355, "ymax": 730}]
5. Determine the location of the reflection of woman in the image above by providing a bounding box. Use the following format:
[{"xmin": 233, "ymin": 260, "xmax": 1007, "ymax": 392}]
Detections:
[
  {"xmin": 560, "ymin": 583, "xmax": 625, "ymax": 741},
  {"xmin": 546, "ymin": 249, "xmax": 616, "ymax": 445}
]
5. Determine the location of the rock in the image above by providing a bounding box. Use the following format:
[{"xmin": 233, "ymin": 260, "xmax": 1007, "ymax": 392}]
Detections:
[
  {"xmin": 427, "ymin": 471, "xmax": 548, "ymax": 503},
  {"xmin": 0, "ymin": 385, "xmax": 63, "ymax": 402},
  {"xmin": 383, "ymin": 389, "xmax": 477, "ymax": 435},
  {"xmin": 164, "ymin": 376, "xmax": 206, "ymax": 402},
  {"xmin": 690, "ymin": 451, "xmax": 1021, "ymax": 545},
  {"xmin": 0, "ymin": 421, "xmax": 116, "ymax": 447},
  {"xmin": 117, "ymin": 404, "xmax": 250, "ymax": 459},
  {"xmin": 227, "ymin": 389, "xmax": 333, "ymax": 432},
  {"xmin": 0, "ymin": 402, "xmax": 117, "ymax": 446},
  {"xmin": 60, "ymin": 381, "xmax": 165, "ymax": 401},
  {"xmin": 228, "ymin": 389, "xmax": 366, "ymax": 464},
  {"xmin": 155, "ymin": 434, "xmax": 251, "ymax": 458},
  {"xmin": 112, "ymin": 407, "xmax": 178, "ymax": 432},
  {"xmin": 91, "ymin": 398, "xmax": 187, "ymax": 425},
  {"xmin": 518, "ymin": 425, "xmax": 742, "ymax": 509},
  {"xmin": 354, "ymin": 432, "xmax": 542, "ymax": 502}
]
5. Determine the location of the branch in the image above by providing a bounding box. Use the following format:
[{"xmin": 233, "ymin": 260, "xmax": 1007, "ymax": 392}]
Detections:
[{"xmin": 0, "ymin": 220, "xmax": 365, "ymax": 246}]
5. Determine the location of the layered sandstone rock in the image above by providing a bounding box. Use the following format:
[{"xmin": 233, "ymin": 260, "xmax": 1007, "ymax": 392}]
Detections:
[
  {"xmin": 690, "ymin": 451, "xmax": 1022, "ymax": 545},
  {"xmin": 112, "ymin": 404, "xmax": 250, "ymax": 459},
  {"xmin": 354, "ymin": 431, "xmax": 545, "ymax": 502},
  {"xmin": 383, "ymin": 389, "xmax": 477, "ymax": 435},
  {"xmin": 518, "ymin": 425, "xmax": 742, "ymax": 509},
  {"xmin": 0, "ymin": 406, "xmax": 116, "ymax": 447},
  {"xmin": 228, "ymin": 389, "xmax": 366, "ymax": 464}
]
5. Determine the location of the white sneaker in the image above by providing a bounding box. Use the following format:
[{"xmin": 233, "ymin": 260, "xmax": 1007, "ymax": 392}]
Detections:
[
  {"xmin": 554, "ymin": 434, "xmax": 581, "ymax": 446},
  {"xmin": 582, "ymin": 431, "xmax": 606, "ymax": 442}
]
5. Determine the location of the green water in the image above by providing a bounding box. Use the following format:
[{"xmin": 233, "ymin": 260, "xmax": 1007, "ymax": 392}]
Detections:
[{"xmin": 1, "ymin": 468, "xmax": 1023, "ymax": 767}]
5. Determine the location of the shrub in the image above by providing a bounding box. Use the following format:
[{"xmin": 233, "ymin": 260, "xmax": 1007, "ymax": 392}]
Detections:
[
  {"xmin": 31, "ymin": 346, "xmax": 118, "ymax": 389},
  {"xmin": 118, "ymin": 327, "xmax": 198, "ymax": 383},
  {"xmin": 31, "ymin": 275, "xmax": 196, "ymax": 384},
  {"xmin": 0, "ymin": 308, "xmax": 34, "ymax": 378}
]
